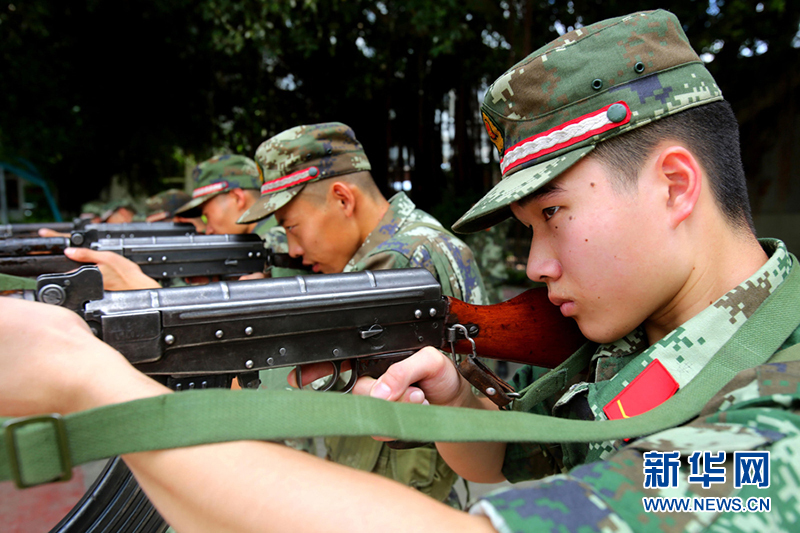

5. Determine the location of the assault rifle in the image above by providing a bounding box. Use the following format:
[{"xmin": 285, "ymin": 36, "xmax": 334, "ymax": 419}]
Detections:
[
  {"xmin": 0, "ymin": 220, "xmax": 197, "ymax": 241},
  {"xmin": 14, "ymin": 265, "xmax": 585, "ymax": 533},
  {"xmin": 25, "ymin": 265, "xmax": 584, "ymax": 403},
  {"xmin": 0, "ymin": 233, "xmax": 305, "ymax": 279}
]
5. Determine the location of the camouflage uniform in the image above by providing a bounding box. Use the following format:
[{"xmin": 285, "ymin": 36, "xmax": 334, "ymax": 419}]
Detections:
[
  {"xmin": 240, "ymin": 122, "xmax": 487, "ymax": 504},
  {"xmin": 172, "ymin": 155, "xmax": 301, "ymax": 393},
  {"xmin": 464, "ymin": 219, "xmax": 512, "ymax": 304},
  {"xmin": 80, "ymin": 200, "xmax": 105, "ymax": 221},
  {"xmin": 322, "ymin": 191, "xmax": 488, "ymax": 503},
  {"xmin": 471, "ymin": 239, "xmax": 800, "ymax": 531},
  {"xmin": 345, "ymin": 191, "xmax": 486, "ymax": 303},
  {"xmin": 175, "ymin": 154, "xmax": 265, "ymax": 218}
]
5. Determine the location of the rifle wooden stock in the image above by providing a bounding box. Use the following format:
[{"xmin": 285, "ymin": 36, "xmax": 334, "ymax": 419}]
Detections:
[{"xmin": 446, "ymin": 288, "xmax": 585, "ymax": 368}]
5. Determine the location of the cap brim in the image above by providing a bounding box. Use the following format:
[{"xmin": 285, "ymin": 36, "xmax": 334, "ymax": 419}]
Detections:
[
  {"xmin": 237, "ymin": 185, "xmax": 305, "ymax": 224},
  {"xmin": 174, "ymin": 191, "xmax": 225, "ymax": 218},
  {"xmin": 452, "ymin": 146, "xmax": 593, "ymax": 233}
]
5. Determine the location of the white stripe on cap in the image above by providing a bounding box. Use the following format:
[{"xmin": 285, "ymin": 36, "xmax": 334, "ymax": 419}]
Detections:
[
  {"xmin": 261, "ymin": 166, "xmax": 319, "ymax": 195},
  {"xmin": 500, "ymin": 102, "xmax": 630, "ymax": 175},
  {"xmin": 192, "ymin": 181, "xmax": 229, "ymax": 198}
]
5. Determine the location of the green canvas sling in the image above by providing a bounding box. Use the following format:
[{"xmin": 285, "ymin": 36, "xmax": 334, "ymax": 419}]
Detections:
[{"xmin": 2, "ymin": 257, "xmax": 800, "ymax": 488}]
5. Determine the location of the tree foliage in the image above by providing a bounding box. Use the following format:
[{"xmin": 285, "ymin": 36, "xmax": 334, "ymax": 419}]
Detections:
[{"xmin": 2, "ymin": 1, "xmax": 798, "ymax": 220}]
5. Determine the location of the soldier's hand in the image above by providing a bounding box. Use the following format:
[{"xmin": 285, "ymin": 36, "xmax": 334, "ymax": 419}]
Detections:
[
  {"xmin": 38, "ymin": 228, "xmax": 70, "ymax": 238},
  {"xmin": 289, "ymin": 348, "xmax": 473, "ymax": 408},
  {"xmin": 0, "ymin": 298, "xmax": 168, "ymax": 417},
  {"xmin": 64, "ymin": 247, "xmax": 161, "ymax": 291},
  {"xmin": 238, "ymin": 272, "xmax": 267, "ymax": 281},
  {"xmin": 355, "ymin": 347, "xmax": 477, "ymax": 408}
]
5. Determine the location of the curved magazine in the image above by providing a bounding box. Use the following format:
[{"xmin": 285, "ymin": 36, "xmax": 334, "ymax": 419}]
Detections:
[{"xmin": 49, "ymin": 457, "xmax": 167, "ymax": 532}]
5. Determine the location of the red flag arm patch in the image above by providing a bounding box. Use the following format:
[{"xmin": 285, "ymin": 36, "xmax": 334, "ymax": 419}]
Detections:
[{"xmin": 602, "ymin": 359, "xmax": 679, "ymax": 420}]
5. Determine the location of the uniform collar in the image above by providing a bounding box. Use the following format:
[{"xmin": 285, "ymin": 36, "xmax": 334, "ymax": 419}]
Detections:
[
  {"xmin": 586, "ymin": 239, "xmax": 792, "ymax": 419},
  {"xmin": 344, "ymin": 192, "xmax": 415, "ymax": 270}
]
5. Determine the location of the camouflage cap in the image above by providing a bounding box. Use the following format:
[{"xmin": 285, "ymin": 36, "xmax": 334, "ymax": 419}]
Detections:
[
  {"xmin": 99, "ymin": 198, "xmax": 137, "ymax": 222},
  {"xmin": 145, "ymin": 189, "xmax": 193, "ymax": 218},
  {"xmin": 175, "ymin": 154, "xmax": 263, "ymax": 218},
  {"xmin": 237, "ymin": 122, "xmax": 371, "ymax": 224},
  {"xmin": 452, "ymin": 9, "xmax": 723, "ymax": 233},
  {"xmin": 80, "ymin": 200, "xmax": 106, "ymax": 217}
]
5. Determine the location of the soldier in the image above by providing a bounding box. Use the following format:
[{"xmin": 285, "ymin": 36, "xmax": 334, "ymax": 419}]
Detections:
[
  {"xmin": 79, "ymin": 200, "xmax": 105, "ymax": 223},
  {"xmin": 144, "ymin": 188, "xmax": 206, "ymax": 233},
  {"xmin": 175, "ymin": 154, "xmax": 302, "ymax": 278},
  {"xmin": 63, "ymin": 155, "xmax": 298, "ymax": 289},
  {"xmin": 1, "ymin": 10, "xmax": 798, "ymax": 533},
  {"xmin": 99, "ymin": 199, "xmax": 137, "ymax": 223},
  {"xmin": 236, "ymin": 121, "xmax": 487, "ymax": 505},
  {"xmin": 175, "ymin": 155, "xmax": 269, "ymax": 236}
]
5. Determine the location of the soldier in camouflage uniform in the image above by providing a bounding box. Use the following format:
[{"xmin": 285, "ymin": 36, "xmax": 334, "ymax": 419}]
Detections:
[
  {"xmin": 175, "ymin": 155, "xmax": 283, "ymax": 247},
  {"xmin": 145, "ymin": 189, "xmax": 192, "ymax": 222},
  {"xmin": 391, "ymin": 9, "xmax": 800, "ymax": 530},
  {"xmin": 2, "ymin": 10, "xmax": 799, "ymax": 533},
  {"xmin": 175, "ymin": 154, "xmax": 302, "ymax": 278},
  {"xmin": 145, "ymin": 188, "xmax": 207, "ymax": 234},
  {"xmin": 237, "ymin": 121, "xmax": 487, "ymax": 504},
  {"xmin": 79, "ymin": 200, "xmax": 105, "ymax": 223},
  {"xmin": 473, "ymin": 239, "xmax": 800, "ymax": 531},
  {"xmin": 60, "ymin": 156, "xmax": 299, "ymax": 290},
  {"xmin": 99, "ymin": 198, "xmax": 138, "ymax": 223},
  {"xmin": 174, "ymin": 155, "xmax": 308, "ymax": 398}
]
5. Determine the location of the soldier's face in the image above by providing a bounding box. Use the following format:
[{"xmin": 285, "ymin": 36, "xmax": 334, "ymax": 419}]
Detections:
[
  {"xmin": 510, "ymin": 155, "xmax": 684, "ymax": 344},
  {"xmin": 105, "ymin": 207, "xmax": 135, "ymax": 224},
  {"xmin": 201, "ymin": 193, "xmax": 248, "ymax": 235},
  {"xmin": 274, "ymin": 191, "xmax": 361, "ymax": 274}
]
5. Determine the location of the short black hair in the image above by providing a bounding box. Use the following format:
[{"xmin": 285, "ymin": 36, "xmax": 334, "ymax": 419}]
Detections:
[
  {"xmin": 590, "ymin": 101, "xmax": 754, "ymax": 234},
  {"xmin": 301, "ymin": 171, "xmax": 384, "ymax": 204}
]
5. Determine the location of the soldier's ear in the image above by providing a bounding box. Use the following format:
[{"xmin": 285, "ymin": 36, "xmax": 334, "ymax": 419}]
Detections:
[
  {"xmin": 329, "ymin": 182, "xmax": 356, "ymax": 217},
  {"xmin": 228, "ymin": 188, "xmax": 250, "ymax": 210},
  {"xmin": 653, "ymin": 145, "xmax": 702, "ymax": 229}
]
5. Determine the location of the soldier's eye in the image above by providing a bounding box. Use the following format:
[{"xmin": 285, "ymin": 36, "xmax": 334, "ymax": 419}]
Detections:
[{"xmin": 543, "ymin": 206, "xmax": 560, "ymax": 220}]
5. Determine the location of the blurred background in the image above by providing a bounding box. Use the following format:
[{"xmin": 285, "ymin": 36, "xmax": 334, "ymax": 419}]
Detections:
[{"xmin": 2, "ymin": 0, "xmax": 800, "ymax": 277}]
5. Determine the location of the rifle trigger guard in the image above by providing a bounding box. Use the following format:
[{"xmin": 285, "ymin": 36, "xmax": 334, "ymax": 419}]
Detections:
[
  {"xmin": 448, "ymin": 323, "xmax": 520, "ymax": 408},
  {"xmin": 294, "ymin": 360, "xmax": 343, "ymax": 392}
]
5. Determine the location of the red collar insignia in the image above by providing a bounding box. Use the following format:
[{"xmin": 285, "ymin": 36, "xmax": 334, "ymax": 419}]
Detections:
[{"xmin": 603, "ymin": 358, "xmax": 679, "ymax": 420}]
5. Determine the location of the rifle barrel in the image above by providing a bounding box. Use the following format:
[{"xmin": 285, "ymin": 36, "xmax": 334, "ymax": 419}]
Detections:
[
  {"xmin": 0, "ymin": 222, "xmax": 76, "ymax": 237},
  {"xmin": 0, "ymin": 232, "xmax": 300, "ymax": 279},
  {"xmin": 0, "ymin": 237, "xmax": 69, "ymax": 256}
]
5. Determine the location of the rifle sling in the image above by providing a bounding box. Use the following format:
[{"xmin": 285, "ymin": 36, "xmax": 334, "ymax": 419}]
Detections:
[
  {"xmin": 2, "ymin": 258, "xmax": 800, "ymax": 489},
  {"xmin": 0, "ymin": 271, "xmax": 37, "ymax": 290}
]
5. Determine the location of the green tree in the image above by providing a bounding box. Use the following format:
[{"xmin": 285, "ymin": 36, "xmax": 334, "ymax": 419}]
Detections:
[{"xmin": 2, "ymin": 1, "xmax": 798, "ymax": 220}]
